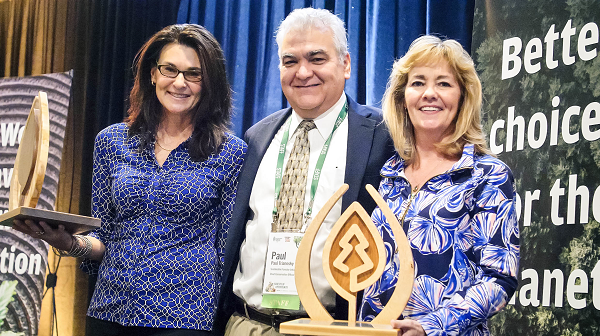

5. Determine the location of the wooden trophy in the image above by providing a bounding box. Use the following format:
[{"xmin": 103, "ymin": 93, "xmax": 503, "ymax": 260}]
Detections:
[
  {"xmin": 279, "ymin": 184, "xmax": 415, "ymax": 335},
  {"xmin": 0, "ymin": 91, "xmax": 100, "ymax": 234}
]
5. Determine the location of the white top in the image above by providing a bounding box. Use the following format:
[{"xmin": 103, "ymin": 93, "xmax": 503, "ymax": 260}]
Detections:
[{"xmin": 233, "ymin": 93, "xmax": 349, "ymax": 311}]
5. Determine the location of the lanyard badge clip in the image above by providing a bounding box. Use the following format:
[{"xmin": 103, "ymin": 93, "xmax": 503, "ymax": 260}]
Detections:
[{"xmin": 271, "ymin": 213, "xmax": 279, "ymax": 232}]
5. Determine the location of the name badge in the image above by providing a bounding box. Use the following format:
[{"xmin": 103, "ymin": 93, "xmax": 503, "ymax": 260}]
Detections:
[{"xmin": 261, "ymin": 232, "xmax": 303, "ymax": 310}]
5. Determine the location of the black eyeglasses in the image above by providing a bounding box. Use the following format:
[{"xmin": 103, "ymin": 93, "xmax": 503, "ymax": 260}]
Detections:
[{"xmin": 156, "ymin": 64, "xmax": 202, "ymax": 82}]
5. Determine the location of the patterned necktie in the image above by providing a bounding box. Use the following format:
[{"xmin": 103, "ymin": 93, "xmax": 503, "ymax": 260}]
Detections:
[{"xmin": 274, "ymin": 120, "xmax": 317, "ymax": 232}]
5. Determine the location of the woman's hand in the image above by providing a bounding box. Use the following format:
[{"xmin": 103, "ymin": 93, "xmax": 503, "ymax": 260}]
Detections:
[
  {"xmin": 12, "ymin": 219, "xmax": 74, "ymax": 251},
  {"xmin": 392, "ymin": 319, "xmax": 426, "ymax": 336}
]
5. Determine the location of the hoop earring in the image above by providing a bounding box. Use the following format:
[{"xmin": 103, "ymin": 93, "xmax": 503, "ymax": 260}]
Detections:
[{"xmin": 151, "ymin": 81, "xmax": 156, "ymax": 86}]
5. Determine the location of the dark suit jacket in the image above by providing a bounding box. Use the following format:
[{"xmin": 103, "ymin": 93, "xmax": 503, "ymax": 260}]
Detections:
[{"xmin": 213, "ymin": 96, "xmax": 394, "ymax": 334}]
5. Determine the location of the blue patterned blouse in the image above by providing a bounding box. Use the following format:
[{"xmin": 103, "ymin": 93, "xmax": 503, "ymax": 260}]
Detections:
[
  {"xmin": 359, "ymin": 144, "xmax": 519, "ymax": 336},
  {"xmin": 81, "ymin": 123, "xmax": 247, "ymax": 330}
]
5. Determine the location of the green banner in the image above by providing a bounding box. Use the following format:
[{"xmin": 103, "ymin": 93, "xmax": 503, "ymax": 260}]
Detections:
[{"xmin": 472, "ymin": 1, "xmax": 600, "ymax": 334}]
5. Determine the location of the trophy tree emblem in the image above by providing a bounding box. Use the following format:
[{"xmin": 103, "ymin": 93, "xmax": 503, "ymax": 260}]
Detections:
[{"xmin": 280, "ymin": 184, "xmax": 415, "ymax": 335}]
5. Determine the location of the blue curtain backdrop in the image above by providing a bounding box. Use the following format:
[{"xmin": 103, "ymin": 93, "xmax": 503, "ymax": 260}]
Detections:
[{"xmin": 177, "ymin": 0, "xmax": 475, "ymax": 137}]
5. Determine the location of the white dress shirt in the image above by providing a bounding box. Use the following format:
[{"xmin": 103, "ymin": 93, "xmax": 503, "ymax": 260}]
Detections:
[{"xmin": 233, "ymin": 94, "xmax": 348, "ymax": 311}]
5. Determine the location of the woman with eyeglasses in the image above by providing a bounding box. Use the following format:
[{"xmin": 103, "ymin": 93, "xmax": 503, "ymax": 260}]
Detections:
[{"xmin": 13, "ymin": 24, "xmax": 247, "ymax": 336}]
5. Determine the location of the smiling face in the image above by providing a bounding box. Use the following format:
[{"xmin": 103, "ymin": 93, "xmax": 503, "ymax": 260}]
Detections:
[
  {"xmin": 279, "ymin": 28, "xmax": 351, "ymax": 119},
  {"xmin": 404, "ymin": 60, "xmax": 462, "ymax": 143},
  {"xmin": 151, "ymin": 43, "xmax": 202, "ymax": 119}
]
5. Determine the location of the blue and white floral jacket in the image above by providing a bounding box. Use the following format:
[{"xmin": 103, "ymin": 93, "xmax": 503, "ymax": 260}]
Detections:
[{"xmin": 359, "ymin": 144, "xmax": 519, "ymax": 336}]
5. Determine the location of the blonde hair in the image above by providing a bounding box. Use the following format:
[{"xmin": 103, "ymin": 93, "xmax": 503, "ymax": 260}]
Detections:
[{"xmin": 382, "ymin": 35, "xmax": 490, "ymax": 163}]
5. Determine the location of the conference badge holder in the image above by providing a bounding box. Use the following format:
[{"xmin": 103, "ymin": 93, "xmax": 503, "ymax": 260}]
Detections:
[{"xmin": 262, "ymin": 231, "xmax": 304, "ymax": 310}]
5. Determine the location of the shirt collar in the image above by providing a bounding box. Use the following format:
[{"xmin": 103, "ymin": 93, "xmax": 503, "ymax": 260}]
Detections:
[
  {"xmin": 289, "ymin": 93, "xmax": 347, "ymax": 139},
  {"xmin": 381, "ymin": 143, "xmax": 477, "ymax": 178},
  {"xmin": 452, "ymin": 143, "xmax": 475, "ymax": 170}
]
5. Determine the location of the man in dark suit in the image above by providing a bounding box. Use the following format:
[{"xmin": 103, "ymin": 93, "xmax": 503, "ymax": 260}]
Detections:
[{"xmin": 215, "ymin": 7, "xmax": 394, "ymax": 335}]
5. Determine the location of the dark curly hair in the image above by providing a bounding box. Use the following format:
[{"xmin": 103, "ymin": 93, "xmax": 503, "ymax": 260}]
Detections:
[{"xmin": 126, "ymin": 24, "xmax": 232, "ymax": 161}]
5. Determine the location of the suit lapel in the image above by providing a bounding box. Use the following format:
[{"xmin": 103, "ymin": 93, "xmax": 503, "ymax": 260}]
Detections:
[
  {"xmin": 250, "ymin": 112, "xmax": 289, "ymax": 163},
  {"xmin": 343, "ymin": 100, "xmax": 377, "ymax": 210},
  {"xmin": 223, "ymin": 108, "xmax": 291, "ymax": 282},
  {"xmin": 233, "ymin": 108, "xmax": 291, "ymax": 226}
]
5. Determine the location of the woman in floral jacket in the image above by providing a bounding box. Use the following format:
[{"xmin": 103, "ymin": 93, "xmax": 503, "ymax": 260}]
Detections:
[{"xmin": 359, "ymin": 35, "xmax": 519, "ymax": 336}]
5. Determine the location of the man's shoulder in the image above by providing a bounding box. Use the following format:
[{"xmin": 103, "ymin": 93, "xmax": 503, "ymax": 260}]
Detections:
[
  {"xmin": 245, "ymin": 108, "xmax": 290, "ymax": 138},
  {"xmin": 347, "ymin": 97, "xmax": 383, "ymax": 122}
]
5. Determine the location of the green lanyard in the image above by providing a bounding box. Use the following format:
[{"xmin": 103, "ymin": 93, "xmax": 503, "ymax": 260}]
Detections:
[{"xmin": 272, "ymin": 103, "xmax": 348, "ymax": 229}]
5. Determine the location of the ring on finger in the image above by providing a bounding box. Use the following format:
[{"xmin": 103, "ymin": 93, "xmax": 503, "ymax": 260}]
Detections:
[{"xmin": 35, "ymin": 231, "xmax": 45, "ymax": 235}]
